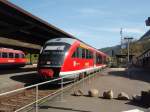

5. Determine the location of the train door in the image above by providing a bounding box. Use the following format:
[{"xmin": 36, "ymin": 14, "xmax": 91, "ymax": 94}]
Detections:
[{"xmin": 71, "ymin": 46, "xmax": 82, "ymax": 70}]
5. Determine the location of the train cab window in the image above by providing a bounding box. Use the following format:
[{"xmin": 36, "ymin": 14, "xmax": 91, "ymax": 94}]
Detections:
[
  {"xmin": 8, "ymin": 53, "xmax": 14, "ymax": 58},
  {"xmin": 0, "ymin": 52, "xmax": 1, "ymax": 58},
  {"xmin": 15, "ymin": 53, "xmax": 19, "ymax": 58},
  {"xmin": 2, "ymin": 52, "xmax": 8, "ymax": 58}
]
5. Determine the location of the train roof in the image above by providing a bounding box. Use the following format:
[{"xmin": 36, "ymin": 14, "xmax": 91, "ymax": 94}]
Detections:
[
  {"xmin": 45, "ymin": 37, "xmax": 108, "ymax": 57},
  {"xmin": 46, "ymin": 37, "xmax": 76, "ymax": 45},
  {"xmin": 0, "ymin": 48, "xmax": 24, "ymax": 54}
]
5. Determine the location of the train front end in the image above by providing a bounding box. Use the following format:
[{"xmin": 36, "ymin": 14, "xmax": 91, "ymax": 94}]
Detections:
[{"xmin": 37, "ymin": 38, "xmax": 74, "ymax": 79}]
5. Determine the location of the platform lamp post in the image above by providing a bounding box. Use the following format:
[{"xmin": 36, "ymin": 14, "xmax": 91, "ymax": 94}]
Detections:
[
  {"xmin": 124, "ymin": 37, "xmax": 133, "ymax": 76},
  {"xmin": 124, "ymin": 37, "xmax": 133, "ymax": 63}
]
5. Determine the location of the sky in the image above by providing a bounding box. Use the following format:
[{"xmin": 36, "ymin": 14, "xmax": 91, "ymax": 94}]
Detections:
[{"xmin": 10, "ymin": 0, "xmax": 150, "ymax": 49}]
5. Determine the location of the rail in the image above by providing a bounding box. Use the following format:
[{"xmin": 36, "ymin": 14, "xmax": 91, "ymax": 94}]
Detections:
[{"xmin": 0, "ymin": 66, "xmax": 104, "ymax": 112}]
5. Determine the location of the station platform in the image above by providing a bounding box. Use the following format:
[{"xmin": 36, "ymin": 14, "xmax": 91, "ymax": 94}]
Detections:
[
  {"xmin": 0, "ymin": 65, "xmax": 38, "ymax": 93},
  {"xmin": 36, "ymin": 68, "xmax": 150, "ymax": 112}
]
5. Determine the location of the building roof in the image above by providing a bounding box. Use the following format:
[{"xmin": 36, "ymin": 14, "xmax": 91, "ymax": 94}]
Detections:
[{"xmin": 0, "ymin": 0, "xmax": 76, "ymax": 53}]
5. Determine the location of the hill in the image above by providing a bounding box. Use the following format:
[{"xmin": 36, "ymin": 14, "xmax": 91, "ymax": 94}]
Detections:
[
  {"xmin": 100, "ymin": 45, "xmax": 121, "ymax": 56},
  {"xmin": 100, "ymin": 39, "xmax": 150, "ymax": 57}
]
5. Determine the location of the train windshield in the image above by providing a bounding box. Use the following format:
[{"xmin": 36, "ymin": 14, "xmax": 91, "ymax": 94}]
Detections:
[{"xmin": 39, "ymin": 42, "xmax": 71, "ymax": 67}]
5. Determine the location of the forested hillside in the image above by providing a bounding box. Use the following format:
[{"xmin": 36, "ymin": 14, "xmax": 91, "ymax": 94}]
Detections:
[{"xmin": 100, "ymin": 31, "xmax": 150, "ymax": 57}]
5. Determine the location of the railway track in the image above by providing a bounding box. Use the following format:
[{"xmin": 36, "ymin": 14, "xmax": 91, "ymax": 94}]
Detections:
[
  {"xmin": 0, "ymin": 84, "xmax": 59, "ymax": 112},
  {"xmin": 0, "ymin": 67, "xmax": 67, "ymax": 111}
]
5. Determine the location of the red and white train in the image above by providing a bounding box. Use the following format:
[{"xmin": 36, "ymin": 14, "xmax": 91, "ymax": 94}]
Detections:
[
  {"xmin": 38, "ymin": 38, "xmax": 108, "ymax": 79},
  {"xmin": 0, "ymin": 48, "xmax": 27, "ymax": 67}
]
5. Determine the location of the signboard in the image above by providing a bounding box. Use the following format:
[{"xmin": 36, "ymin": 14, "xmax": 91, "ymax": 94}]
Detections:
[{"xmin": 44, "ymin": 46, "xmax": 65, "ymax": 51}]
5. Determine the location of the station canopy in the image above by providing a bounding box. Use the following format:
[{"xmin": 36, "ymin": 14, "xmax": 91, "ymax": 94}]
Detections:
[{"xmin": 0, "ymin": 1, "xmax": 76, "ymax": 53}]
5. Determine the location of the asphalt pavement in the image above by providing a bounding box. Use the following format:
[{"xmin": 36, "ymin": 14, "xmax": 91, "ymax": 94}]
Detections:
[{"xmin": 36, "ymin": 68, "xmax": 150, "ymax": 112}]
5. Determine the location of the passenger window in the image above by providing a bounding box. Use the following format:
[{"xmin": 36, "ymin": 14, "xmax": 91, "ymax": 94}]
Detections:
[
  {"xmin": 82, "ymin": 48, "xmax": 86, "ymax": 58},
  {"xmin": 22, "ymin": 54, "xmax": 25, "ymax": 58},
  {"xmin": 72, "ymin": 49, "xmax": 76, "ymax": 58},
  {"xmin": 96, "ymin": 54, "xmax": 102, "ymax": 64},
  {"xmin": 85, "ymin": 49, "xmax": 93, "ymax": 59},
  {"xmin": 9, "ymin": 53, "xmax": 14, "ymax": 58},
  {"xmin": 86, "ymin": 49, "xmax": 89, "ymax": 59},
  {"xmin": 89, "ymin": 51, "xmax": 93, "ymax": 59},
  {"xmin": 72, "ymin": 47, "xmax": 79, "ymax": 58},
  {"xmin": 20, "ymin": 54, "xmax": 25, "ymax": 58},
  {"xmin": 78, "ymin": 47, "xmax": 82, "ymax": 58},
  {"xmin": 2, "ymin": 52, "xmax": 8, "ymax": 58},
  {"xmin": 72, "ymin": 47, "xmax": 84, "ymax": 58},
  {"xmin": 15, "ymin": 53, "xmax": 19, "ymax": 58}
]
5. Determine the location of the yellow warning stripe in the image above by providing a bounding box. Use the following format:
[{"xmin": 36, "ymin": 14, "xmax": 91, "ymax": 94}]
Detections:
[{"xmin": 80, "ymin": 44, "xmax": 89, "ymax": 49}]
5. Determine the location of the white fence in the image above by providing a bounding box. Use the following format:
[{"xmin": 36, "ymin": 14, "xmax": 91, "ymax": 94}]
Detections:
[{"xmin": 0, "ymin": 66, "xmax": 104, "ymax": 112}]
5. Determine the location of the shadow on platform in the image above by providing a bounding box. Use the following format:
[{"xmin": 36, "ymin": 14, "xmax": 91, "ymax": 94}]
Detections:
[
  {"xmin": 10, "ymin": 73, "xmax": 41, "ymax": 85},
  {"xmin": 125, "ymin": 100, "xmax": 150, "ymax": 109},
  {"xmin": 10, "ymin": 73, "xmax": 61, "ymax": 90},
  {"xmin": 108, "ymin": 68, "xmax": 150, "ymax": 83},
  {"xmin": 39, "ymin": 105, "xmax": 91, "ymax": 112},
  {"xmin": 0, "ymin": 67, "xmax": 36, "ymax": 75}
]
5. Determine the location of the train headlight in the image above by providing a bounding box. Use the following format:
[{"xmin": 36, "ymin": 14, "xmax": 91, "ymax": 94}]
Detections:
[
  {"xmin": 65, "ymin": 52, "xmax": 68, "ymax": 57},
  {"xmin": 46, "ymin": 61, "xmax": 51, "ymax": 64}
]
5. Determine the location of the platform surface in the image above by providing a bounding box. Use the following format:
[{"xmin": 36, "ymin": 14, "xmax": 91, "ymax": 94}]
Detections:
[
  {"xmin": 37, "ymin": 68, "xmax": 150, "ymax": 112},
  {"xmin": 0, "ymin": 65, "xmax": 37, "ymax": 93}
]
